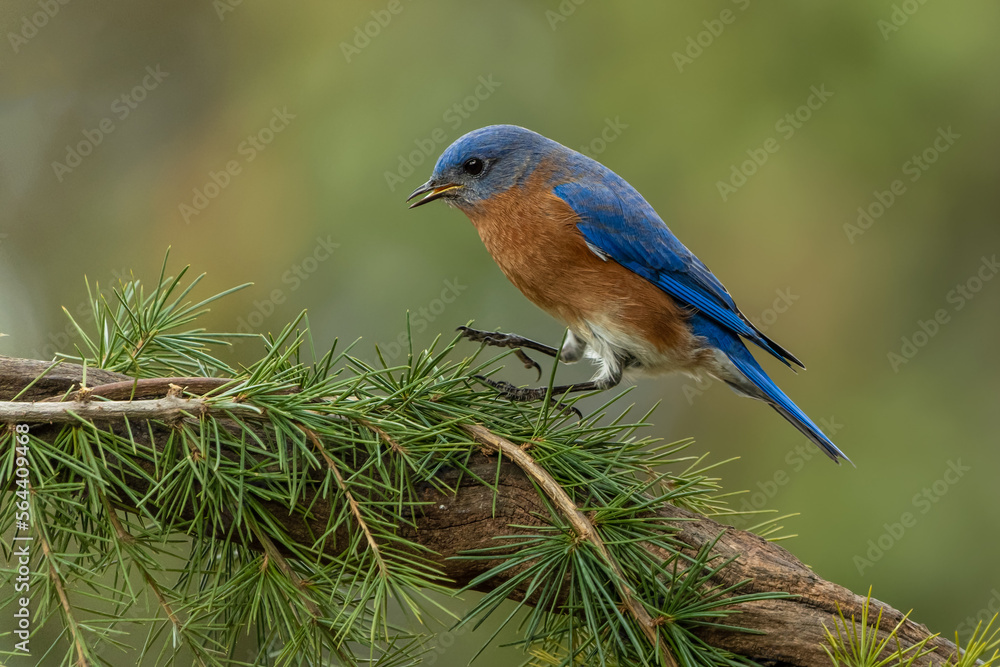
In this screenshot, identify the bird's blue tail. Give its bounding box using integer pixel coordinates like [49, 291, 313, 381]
[692, 315, 850, 464]
[725, 348, 850, 464]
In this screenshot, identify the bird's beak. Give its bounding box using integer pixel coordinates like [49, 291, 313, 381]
[407, 181, 463, 208]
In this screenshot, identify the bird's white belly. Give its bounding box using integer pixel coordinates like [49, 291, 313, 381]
[576, 317, 708, 385]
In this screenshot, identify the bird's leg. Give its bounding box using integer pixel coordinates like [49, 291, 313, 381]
[457, 326, 560, 378]
[459, 325, 617, 414]
[473, 364, 623, 417]
[475, 377, 607, 401]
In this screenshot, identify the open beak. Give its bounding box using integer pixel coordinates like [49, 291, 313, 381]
[407, 181, 463, 208]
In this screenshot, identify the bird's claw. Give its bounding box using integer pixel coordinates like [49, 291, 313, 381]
[472, 375, 582, 419]
[513, 349, 543, 380]
[457, 326, 544, 380]
[457, 326, 519, 349]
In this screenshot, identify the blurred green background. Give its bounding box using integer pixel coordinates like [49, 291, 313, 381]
[2, 0, 999, 663]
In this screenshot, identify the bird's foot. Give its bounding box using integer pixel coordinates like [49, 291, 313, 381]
[457, 326, 559, 379]
[472, 375, 583, 418]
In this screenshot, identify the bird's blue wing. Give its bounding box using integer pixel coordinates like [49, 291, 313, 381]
[553, 178, 803, 368]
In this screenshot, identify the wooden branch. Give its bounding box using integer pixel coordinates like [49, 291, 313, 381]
[0, 356, 961, 667]
[0, 393, 260, 423]
[463, 423, 679, 667]
[49, 376, 234, 402]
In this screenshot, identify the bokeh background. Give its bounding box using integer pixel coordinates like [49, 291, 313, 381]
[2, 0, 999, 663]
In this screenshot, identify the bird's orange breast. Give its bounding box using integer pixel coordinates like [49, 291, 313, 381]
[461, 165, 692, 356]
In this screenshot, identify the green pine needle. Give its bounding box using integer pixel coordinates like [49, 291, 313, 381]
[822, 587, 936, 667]
[950, 614, 1000, 667]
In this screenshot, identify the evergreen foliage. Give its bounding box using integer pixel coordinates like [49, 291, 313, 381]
[0, 255, 976, 666]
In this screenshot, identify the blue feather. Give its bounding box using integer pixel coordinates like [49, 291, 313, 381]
[691, 317, 850, 464]
[553, 179, 804, 369]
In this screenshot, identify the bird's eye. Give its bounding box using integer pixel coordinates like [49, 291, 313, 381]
[462, 158, 485, 176]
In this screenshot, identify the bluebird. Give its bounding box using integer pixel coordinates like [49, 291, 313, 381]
[408, 125, 848, 463]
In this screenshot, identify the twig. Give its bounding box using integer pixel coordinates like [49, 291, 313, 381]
[46, 377, 233, 402]
[249, 522, 322, 619]
[462, 423, 681, 667]
[37, 527, 90, 667]
[303, 427, 390, 576]
[97, 489, 209, 667]
[0, 395, 261, 423]
[357, 418, 409, 455]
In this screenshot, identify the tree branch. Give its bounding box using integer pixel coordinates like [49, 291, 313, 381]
[463, 422, 680, 667]
[0, 355, 960, 666]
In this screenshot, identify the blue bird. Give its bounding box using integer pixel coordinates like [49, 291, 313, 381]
[408, 125, 849, 463]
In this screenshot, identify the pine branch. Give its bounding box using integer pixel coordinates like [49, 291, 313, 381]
[98, 486, 211, 667]
[48, 376, 234, 402]
[0, 354, 960, 666]
[305, 426, 390, 578]
[0, 388, 259, 422]
[36, 520, 90, 667]
[462, 423, 680, 667]
[0, 252, 968, 667]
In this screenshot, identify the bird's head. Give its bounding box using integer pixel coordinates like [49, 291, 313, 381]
[407, 125, 563, 210]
